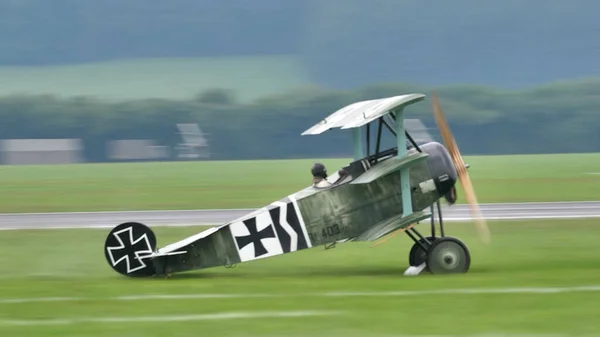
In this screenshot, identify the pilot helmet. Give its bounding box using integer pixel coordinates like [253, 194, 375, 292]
[311, 162, 327, 179]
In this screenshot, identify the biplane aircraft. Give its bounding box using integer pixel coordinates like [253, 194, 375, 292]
[103, 93, 491, 277]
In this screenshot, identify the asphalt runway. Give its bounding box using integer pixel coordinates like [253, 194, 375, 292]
[0, 201, 598, 230]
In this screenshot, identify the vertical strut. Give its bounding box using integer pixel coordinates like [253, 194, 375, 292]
[352, 127, 363, 160]
[395, 108, 413, 217]
[375, 118, 383, 161]
[366, 124, 371, 157]
[430, 204, 436, 238]
[437, 199, 445, 237]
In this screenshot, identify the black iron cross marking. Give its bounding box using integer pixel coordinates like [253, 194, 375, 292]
[107, 227, 153, 273]
[234, 217, 276, 257]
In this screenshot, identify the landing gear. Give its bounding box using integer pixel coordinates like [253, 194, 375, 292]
[405, 199, 471, 274]
[408, 236, 437, 267]
[426, 237, 470, 274]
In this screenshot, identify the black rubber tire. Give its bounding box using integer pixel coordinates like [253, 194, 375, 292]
[408, 236, 437, 267]
[426, 237, 471, 274]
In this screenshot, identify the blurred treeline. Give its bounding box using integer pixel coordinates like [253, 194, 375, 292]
[1, 79, 598, 161]
[2, 0, 599, 160]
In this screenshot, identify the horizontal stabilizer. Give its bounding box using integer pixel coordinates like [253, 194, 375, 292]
[350, 152, 429, 185]
[353, 211, 431, 242]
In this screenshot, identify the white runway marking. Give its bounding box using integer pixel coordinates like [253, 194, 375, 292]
[444, 215, 600, 221]
[372, 333, 568, 337]
[373, 335, 570, 337]
[324, 285, 600, 296]
[3, 285, 600, 304]
[1, 297, 77, 304]
[0, 310, 341, 326]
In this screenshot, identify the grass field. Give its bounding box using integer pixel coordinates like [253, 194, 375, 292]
[1, 219, 600, 336]
[1, 152, 599, 336]
[0, 55, 311, 102]
[0, 152, 598, 213]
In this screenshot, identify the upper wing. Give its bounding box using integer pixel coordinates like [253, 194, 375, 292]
[301, 93, 426, 136]
[301, 98, 379, 135]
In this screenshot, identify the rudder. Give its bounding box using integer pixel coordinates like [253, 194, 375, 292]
[104, 222, 157, 277]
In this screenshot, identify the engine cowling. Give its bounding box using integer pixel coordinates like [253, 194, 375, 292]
[418, 141, 459, 203]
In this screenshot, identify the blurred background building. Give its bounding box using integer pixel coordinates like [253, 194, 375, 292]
[0, 139, 83, 165]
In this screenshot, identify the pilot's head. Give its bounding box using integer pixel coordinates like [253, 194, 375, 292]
[311, 162, 327, 179]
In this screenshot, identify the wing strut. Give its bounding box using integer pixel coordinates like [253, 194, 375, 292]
[352, 128, 363, 160]
[366, 123, 371, 157]
[391, 108, 413, 217]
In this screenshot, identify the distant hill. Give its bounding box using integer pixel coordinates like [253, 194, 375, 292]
[1, 0, 599, 89]
[0, 56, 311, 102]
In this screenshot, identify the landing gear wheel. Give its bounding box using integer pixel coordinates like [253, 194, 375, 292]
[426, 237, 470, 274]
[408, 236, 438, 267]
[104, 222, 157, 277]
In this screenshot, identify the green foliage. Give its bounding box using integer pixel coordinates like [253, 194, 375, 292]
[0, 78, 599, 162]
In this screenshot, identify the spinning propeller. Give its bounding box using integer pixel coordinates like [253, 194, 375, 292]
[371, 92, 491, 247]
[430, 92, 490, 244]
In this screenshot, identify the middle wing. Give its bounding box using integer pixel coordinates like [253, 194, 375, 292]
[352, 211, 431, 242]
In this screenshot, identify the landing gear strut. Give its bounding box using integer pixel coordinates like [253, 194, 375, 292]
[405, 199, 471, 274]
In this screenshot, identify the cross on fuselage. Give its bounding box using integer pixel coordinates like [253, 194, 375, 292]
[234, 218, 276, 257]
